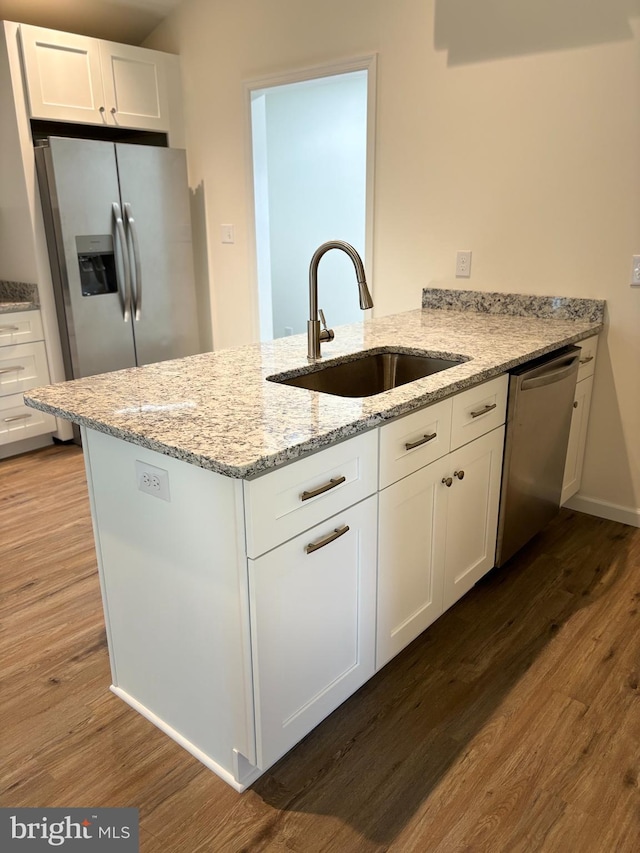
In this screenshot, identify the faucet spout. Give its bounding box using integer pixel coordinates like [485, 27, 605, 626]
[307, 240, 373, 361]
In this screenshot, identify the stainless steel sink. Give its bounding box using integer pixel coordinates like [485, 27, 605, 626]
[269, 350, 464, 398]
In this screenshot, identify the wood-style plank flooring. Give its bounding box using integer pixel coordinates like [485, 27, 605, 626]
[1, 443, 639, 852]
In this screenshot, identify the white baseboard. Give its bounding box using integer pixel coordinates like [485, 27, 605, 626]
[563, 494, 640, 528]
[110, 685, 263, 792]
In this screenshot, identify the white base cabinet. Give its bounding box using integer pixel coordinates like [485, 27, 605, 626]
[80, 374, 512, 789]
[377, 455, 447, 667]
[249, 496, 377, 769]
[0, 311, 55, 448]
[562, 335, 598, 505]
[441, 427, 505, 610]
[377, 376, 507, 668]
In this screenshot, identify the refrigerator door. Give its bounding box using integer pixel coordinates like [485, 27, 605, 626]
[36, 137, 138, 379]
[115, 144, 200, 366]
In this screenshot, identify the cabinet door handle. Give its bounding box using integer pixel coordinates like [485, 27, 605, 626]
[305, 524, 350, 554]
[405, 431, 437, 451]
[454, 469, 465, 480]
[3, 413, 32, 423]
[573, 400, 579, 408]
[579, 355, 594, 365]
[470, 402, 497, 418]
[442, 477, 453, 487]
[0, 365, 26, 374]
[0, 325, 20, 332]
[300, 475, 346, 502]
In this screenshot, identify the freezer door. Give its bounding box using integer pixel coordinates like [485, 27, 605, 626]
[36, 137, 138, 378]
[115, 144, 200, 366]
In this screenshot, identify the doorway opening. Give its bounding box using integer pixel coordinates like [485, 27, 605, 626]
[247, 57, 376, 341]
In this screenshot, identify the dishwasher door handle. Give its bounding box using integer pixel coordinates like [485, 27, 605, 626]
[520, 356, 579, 391]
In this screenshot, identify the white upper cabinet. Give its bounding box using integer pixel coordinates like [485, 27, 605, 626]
[19, 24, 173, 133]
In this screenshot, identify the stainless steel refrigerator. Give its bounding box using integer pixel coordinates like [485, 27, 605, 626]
[36, 137, 201, 381]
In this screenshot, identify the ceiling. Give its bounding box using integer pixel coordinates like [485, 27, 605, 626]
[0, 0, 183, 44]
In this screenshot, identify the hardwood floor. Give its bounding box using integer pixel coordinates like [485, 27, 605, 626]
[1, 443, 639, 852]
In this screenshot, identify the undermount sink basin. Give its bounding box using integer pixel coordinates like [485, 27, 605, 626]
[269, 350, 465, 398]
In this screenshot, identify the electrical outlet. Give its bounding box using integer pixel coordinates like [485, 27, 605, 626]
[631, 255, 640, 287]
[135, 460, 170, 501]
[456, 250, 472, 278]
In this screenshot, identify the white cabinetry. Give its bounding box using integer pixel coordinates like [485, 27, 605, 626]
[562, 335, 598, 504]
[0, 311, 55, 446]
[376, 376, 507, 667]
[19, 24, 173, 133]
[244, 430, 378, 768]
[249, 496, 377, 769]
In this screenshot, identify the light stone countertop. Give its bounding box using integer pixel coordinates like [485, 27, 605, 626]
[24, 299, 603, 479]
[0, 281, 39, 313]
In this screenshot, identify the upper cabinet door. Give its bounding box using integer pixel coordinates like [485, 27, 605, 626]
[19, 25, 105, 124]
[19, 25, 173, 133]
[99, 41, 170, 132]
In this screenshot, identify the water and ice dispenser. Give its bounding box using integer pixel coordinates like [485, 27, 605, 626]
[75, 235, 118, 297]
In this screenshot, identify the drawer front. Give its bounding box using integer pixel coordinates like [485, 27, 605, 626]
[379, 397, 452, 489]
[0, 341, 50, 397]
[244, 430, 379, 559]
[450, 375, 508, 451]
[576, 335, 598, 382]
[0, 311, 44, 346]
[0, 393, 56, 444]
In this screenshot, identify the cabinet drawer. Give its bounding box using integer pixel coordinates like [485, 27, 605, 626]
[576, 335, 598, 382]
[450, 375, 508, 451]
[244, 430, 378, 559]
[0, 394, 56, 444]
[0, 311, 44, 346]
[379, 398, 452, 489]
[0, 341, 50, 397]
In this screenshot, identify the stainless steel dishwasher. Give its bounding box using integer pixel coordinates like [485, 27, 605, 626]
[495, 346, 580, 566]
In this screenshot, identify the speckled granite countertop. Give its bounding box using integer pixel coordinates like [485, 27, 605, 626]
[0, 281, 39, 313]
[24, 289, 604, 479]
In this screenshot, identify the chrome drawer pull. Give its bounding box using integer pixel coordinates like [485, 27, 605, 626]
[3, 413, 32, 423]
[579, 355, 594, 365]
[0, 365, 26, 375]
[0, 325, 20, 332]
[300, 475, 346, 502]
[405, 431, 437, 451]
[470, 402, 497, 418]
[305, 524, 350, 554]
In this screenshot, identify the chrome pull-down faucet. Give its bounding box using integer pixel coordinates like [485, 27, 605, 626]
[307, 240, 373, 361]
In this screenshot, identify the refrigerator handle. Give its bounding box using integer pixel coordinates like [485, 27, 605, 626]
[124, 202, 142, 322]
[112, 202, 132, 322]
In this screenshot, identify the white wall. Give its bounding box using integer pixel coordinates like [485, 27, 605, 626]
[145, 0, 640, 519]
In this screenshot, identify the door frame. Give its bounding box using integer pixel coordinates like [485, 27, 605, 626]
[243, 54, 378, 342]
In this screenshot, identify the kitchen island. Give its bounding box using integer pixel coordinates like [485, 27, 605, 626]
[24, 289, 605, 791]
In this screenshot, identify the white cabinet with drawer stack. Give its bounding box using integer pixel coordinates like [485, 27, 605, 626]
[0, 311, 55, 447]
[244, 430, 379, 769]
[377, 375, 507, 667]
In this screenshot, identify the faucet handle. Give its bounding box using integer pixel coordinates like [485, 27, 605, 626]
[318, 309, 334, 343]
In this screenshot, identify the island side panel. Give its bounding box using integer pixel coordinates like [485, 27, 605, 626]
[82, 427, 256, 782]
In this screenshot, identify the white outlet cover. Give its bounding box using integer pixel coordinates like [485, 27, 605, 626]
[135, 460, 171, 501]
